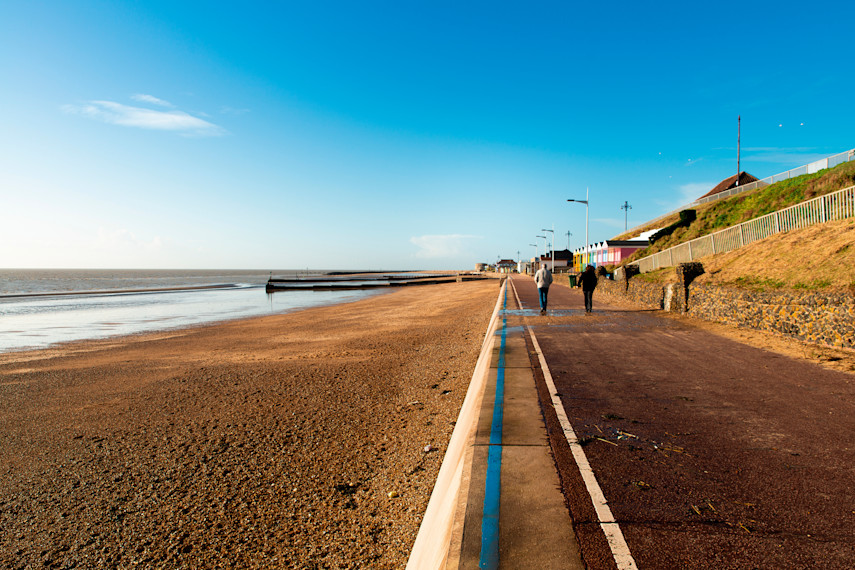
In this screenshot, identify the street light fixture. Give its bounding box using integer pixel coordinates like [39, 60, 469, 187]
[621, 201, 633, 231]
[567, 187, 590, 269]
[541, 227, 555, 271]
[536, 235, 547, 270]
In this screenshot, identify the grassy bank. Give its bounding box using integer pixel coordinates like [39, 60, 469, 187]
[617, 160, 855, 264]
[626, 217, 855, 293]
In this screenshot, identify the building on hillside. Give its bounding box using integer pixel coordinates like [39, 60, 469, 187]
[699, 171, 759, 200]
[496, 259, 517, 273]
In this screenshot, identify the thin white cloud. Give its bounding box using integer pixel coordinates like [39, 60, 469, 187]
[677, 182, 714, 204]
[64, 98, 226, 136]
[95, 227, 163, 252]
[653, 181, 715, 214]
[220, 106, 250, 116]
[131, 93, 173, 107]
[592, 217, 624, 229]
[410, 234, 480, 259]
[741, 146, 827, 165]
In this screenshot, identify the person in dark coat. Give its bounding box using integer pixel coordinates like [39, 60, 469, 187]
[577, 265, 598, 313]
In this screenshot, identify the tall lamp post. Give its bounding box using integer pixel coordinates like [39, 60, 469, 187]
[536, 235, 547, 270]
[541, 227, 555, 271]
[528, 243, 538, 274]
[567, 187, 589, 268]
[621, 201, 632, 231]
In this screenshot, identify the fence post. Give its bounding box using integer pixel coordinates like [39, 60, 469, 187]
[775, 211, 780, 233]
[688, 240, 694, 260]
[739, 224, 745, 247]
[709, 234, 715, 255]
[821, 196, 827, 223]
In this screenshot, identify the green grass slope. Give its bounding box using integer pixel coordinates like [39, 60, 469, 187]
[632, 217, 855, 293]
[617, 160, 855, 267]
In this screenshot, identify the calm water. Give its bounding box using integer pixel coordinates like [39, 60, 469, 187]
[0, 269, 384, 353]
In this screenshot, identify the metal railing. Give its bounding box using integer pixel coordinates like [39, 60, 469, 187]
[622, 148, 855, 238]
[631, 184, 855, 273]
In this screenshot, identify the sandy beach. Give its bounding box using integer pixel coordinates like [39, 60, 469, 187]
[0, 280, 498, 569]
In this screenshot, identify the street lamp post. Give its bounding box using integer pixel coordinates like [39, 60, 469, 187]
[536, 235, 547, 270]
[621, 201, 632, 231]
[567, 187, 589, 268]
[541, 227, 555, 271]
[528, 243, 538, 274]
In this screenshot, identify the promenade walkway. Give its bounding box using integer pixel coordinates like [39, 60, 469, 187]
[449, 280, 583, 569]
[411, 274, 855, 569]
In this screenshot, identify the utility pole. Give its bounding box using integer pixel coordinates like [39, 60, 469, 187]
[621, 201, 632, 231]
[737, 115, 741, 186]
[565, 230, 572, 250]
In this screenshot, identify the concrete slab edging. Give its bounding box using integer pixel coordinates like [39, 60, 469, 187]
[407, 281, 508, 569]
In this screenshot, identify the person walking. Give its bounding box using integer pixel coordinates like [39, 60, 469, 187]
[534, 265, 553, 314]
[577, 265, 598, 313]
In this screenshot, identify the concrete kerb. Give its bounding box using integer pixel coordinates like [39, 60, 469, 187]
[406, 280, 507, 569]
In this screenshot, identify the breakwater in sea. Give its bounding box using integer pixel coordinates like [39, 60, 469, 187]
[0, 269, 384, 353]
[265, 272, 487, 292]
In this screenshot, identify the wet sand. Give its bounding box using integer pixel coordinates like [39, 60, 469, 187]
[0, 280, 498, 569]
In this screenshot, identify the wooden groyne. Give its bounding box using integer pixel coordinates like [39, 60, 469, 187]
[265, 273, 489, 292]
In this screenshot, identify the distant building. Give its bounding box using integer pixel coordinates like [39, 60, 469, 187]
[537, 249, 574, 271]
[475, 263, 489, 272]
[496, 259, 517, 273]
[698, 171, 759, 200]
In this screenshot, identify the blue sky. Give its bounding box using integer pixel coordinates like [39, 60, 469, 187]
[2, 1, 853, 270]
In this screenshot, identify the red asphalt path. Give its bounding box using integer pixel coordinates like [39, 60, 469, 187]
[509, 275, 855, 569]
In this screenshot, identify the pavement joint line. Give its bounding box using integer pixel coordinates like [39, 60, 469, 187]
[509, 277, 639, 570]
[406, 280, 508, 569]
[478, 287, 508, 569]
[477, 442, 546, 446]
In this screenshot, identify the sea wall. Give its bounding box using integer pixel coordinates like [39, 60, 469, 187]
[596, 268, 855, 349]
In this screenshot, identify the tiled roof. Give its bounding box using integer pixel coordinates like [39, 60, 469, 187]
[699, 171, 759, 199]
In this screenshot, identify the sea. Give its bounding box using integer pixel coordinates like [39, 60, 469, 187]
[0, 269, 386, 354]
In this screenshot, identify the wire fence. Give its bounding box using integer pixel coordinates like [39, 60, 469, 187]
[631, 184, 855, 273]
[623, 148, 855, 238]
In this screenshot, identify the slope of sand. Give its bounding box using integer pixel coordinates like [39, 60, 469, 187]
[0, 280, 499, 568]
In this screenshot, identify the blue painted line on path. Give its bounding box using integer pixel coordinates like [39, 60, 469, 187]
[479, 286, 508, 569]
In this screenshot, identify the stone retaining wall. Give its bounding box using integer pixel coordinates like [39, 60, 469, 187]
[597, 278, 665, 310]
[596, 273, 855, 349]
[688, 285, 855, 349]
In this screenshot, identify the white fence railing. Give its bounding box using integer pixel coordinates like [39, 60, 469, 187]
[631, 184, 855, 273]
[622, 148, 855, 239]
